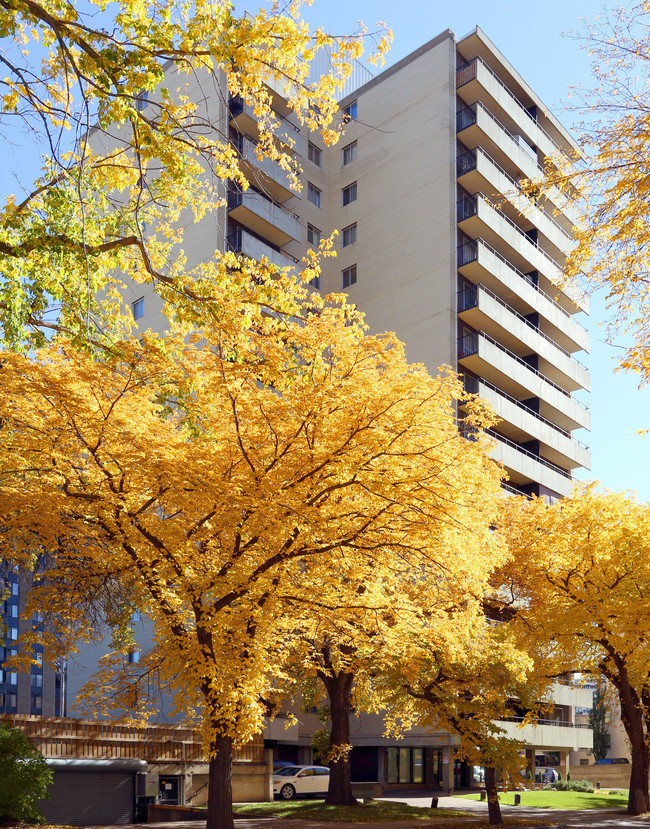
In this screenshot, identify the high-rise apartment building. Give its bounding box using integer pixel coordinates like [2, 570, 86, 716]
[130, 26, 591, 502]
[77, 24, 593, 791]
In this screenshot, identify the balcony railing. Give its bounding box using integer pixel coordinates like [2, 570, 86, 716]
[456, 147, 574, 244]
[457, 282, 588, 369]
[2, 714, 265, 764]
[456, 237, 588, 332]
[499, 715, 590, 729]
[458, 192, 567, 277]
[457, 331, 589, 411]
[486, 429, 573, 480]
[456, 57, 566, 159]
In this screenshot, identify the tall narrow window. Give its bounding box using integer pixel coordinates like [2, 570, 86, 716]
[308, 141, 322, 167]
[132, 297, 145, 319]
[307, 224, 321, 247]
[342, 182, 357, 206]
[342, 265, 357, 288]
[342, 141, 357, 166]
[308, 182, 321, 208]
[342, 223, 357, 247]
[343, 100, 357, 122]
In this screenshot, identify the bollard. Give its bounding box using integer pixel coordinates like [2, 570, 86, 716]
[514, 794, 521, 806]
[480, 791, 486, 801]
[597, 781, 601, 790]
[430, 797, 439, 808]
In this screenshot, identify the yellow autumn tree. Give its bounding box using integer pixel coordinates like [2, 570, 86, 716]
[498, 485, 650, 816]
[0, 0, 390, 346]
[0, 282, 502, 828]
[526, 2, 650, 381]
[374, 598, 535, 825]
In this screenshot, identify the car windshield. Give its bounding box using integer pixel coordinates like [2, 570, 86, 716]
[275, 766, 302, 776]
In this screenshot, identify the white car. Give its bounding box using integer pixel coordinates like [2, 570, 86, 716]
[272, 765, 330, 800]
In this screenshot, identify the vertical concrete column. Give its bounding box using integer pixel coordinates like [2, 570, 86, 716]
[264, 748, 274, 801]
[525, 748, 535, 784]
[441, 746, 454, 794]
[561, 750, 570, 779]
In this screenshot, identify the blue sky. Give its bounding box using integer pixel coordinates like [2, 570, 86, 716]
[296, 0, 650, 501]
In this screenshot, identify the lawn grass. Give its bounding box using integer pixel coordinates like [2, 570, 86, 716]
[233, 799, 548, 824]
[234, 799, 473, 822]
[458, 790, 629, 810]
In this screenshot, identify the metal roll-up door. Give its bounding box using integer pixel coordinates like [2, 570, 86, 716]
[38, 759, 146, 826]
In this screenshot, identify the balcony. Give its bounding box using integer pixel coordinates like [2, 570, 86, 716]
[457, 238, 589, 352]
[488, 430, 573, 498]
[227, 227, 297, 269]
[458, 283, 590, 392]
[2, 713, 264, 763]
[229, 96, 303, 155]
[237, 135, 296, 204]
[458, 331, 590, 432]
[475, 378, 591, 471]
[228, 188, 302, 247]
[456, 57, 568, 164]
[497, 716, 593, 751]
[457, 193, 589, 313]
[456, 102, 579, 232]
[457, 148, 574, 259]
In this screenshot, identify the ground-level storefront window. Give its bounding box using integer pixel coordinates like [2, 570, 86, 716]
[386, 747, 424, 783]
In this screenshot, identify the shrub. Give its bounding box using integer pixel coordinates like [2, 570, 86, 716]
[0, 723, 52, 824]
[555, 778, 594, 793]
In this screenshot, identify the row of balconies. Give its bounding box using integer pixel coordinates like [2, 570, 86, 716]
[458, 330, 590, 433]
[456, 100, 579, 233]
[457, 237, 588, 354]
[457, 282, 589, 392]
[457, 146, 573, 261]
[456, 57, 569, 170]
[457, 192, 588, 314]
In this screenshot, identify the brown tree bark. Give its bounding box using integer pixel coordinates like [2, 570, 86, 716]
[206, 733, 235, 829]
[610, 664, 650, 816]
[484, 766, 503, 825]
[319, 669, 359, 806]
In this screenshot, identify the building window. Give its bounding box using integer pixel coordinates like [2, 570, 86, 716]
[30, 673, 43, 687]
[386, 747, 424, 784]
[343, 100, 357, 122]
[308, 141, 322, 167]
[342, 141, 357, 166]
[309, 275, 321, 290]
[135, 90, 149, 111]
[11, 583, 18, 597]
[307, 224, 321, 247]
[342, 265, 357, 289]
[342, 223, 357, 248]
[7, 627, 17, 641]
[31, 695, 42, 711]
[308, 182, 321, 208]
[127, 647, 140, 664]
[132, 297, 145, 320]
[8, 672, 17, 685]
[342, 182, 357, 206]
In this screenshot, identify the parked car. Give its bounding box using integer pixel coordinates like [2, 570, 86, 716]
[272, 765, 330, 800]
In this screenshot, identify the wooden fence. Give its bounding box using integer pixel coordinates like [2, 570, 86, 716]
[1, 714, 264, 764]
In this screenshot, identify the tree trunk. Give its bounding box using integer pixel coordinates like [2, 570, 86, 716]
[320, 670, 358, 806]
[626, 729, 650, 815]
[206, 733, 234, 829]
[611, 669, 650, 816]
[484, 766, 503, 825]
